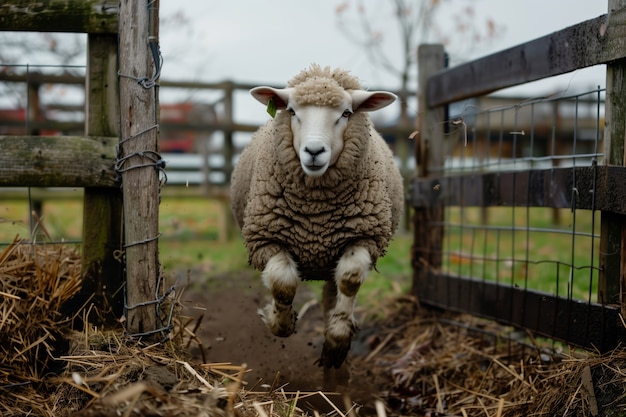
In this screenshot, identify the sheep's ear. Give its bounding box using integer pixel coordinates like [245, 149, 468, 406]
[250, 87, 293, 109]
[351, 90, 397, 112]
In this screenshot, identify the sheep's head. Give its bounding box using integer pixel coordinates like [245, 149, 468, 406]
[251, 83, 396, 177]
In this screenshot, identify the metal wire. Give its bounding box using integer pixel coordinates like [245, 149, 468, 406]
[437, 86, 605, 308]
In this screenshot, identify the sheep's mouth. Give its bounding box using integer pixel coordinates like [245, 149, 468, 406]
[302, 162, 328, 177]
[306, 164, 324, 171]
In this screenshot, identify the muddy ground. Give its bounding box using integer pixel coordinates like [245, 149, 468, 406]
[178, 268, 386, 413]
[159, 267, 626, 417]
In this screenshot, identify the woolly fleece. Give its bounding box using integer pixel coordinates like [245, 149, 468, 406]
[230, 65, 404, 280]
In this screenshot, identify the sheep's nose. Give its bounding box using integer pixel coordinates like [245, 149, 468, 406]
[304, 145, 325, 157]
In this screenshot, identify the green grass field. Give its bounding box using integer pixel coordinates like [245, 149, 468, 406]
[443, 206, 600, 301]
[0, 195, 599, 302]
[0, 195, 413, 301]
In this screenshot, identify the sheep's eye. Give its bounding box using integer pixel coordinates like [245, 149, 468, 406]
[342, 109, 352, 118]
[287, 107, 296, 116]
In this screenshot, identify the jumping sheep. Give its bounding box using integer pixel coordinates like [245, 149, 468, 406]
[230, 64, 404, 370]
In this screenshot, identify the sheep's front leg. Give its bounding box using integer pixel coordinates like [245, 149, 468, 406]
[258, 251, 299, 337]
[320, 246, 370, 369]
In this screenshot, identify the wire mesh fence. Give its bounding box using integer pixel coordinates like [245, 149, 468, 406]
[441, 88, 604, 302]
[0, 63, 86, 247]
[411, 85, 626, 351]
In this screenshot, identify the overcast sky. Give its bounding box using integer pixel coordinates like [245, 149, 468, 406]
[0, 1, 610, 124]
[158, 0, 608, 93]
[155, 0, 609, 124]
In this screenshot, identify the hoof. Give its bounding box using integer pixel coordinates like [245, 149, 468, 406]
[318, 318, 358, 369]
[319, 339, 351, 369]
[258, 303, 297, 337]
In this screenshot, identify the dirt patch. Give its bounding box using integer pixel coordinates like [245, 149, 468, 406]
[178, 269, 378, 412]
[182, 270, 326, 388]
[178, 268, 626, 416]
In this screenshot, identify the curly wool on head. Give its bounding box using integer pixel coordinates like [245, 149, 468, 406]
[287, 64, 362, 107]
[287, 64, 362, 90]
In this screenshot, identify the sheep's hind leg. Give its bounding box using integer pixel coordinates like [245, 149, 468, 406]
[258, 252, 299, 337]
[320, 246, 370, 369]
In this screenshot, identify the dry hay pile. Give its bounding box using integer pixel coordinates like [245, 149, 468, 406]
[351, 297, 626, 416]
[0, 236, 82, 411]
[0, 237, 337, 417]
[46, 330, 317, 417]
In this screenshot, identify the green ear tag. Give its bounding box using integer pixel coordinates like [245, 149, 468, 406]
[266, 96, 277, 118]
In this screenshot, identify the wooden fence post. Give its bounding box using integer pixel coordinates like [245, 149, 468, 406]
[26, 79, 44, 225]
[219, 81, 237, 241]
[78, 32, 124, 326]
[600, 0, 626, 314]
[118, 0, 162, 338]
[412, 44, 446, 296]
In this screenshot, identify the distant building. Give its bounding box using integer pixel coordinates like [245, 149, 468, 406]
[159, 102, 217, 153]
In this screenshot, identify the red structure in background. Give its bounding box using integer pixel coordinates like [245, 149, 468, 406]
[0, 108, 62, 136]
[0, 102, 217, 154]
[159, 102, 217, 153]
[159, 102, 197, 153]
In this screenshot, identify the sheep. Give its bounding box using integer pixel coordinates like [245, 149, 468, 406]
[230, 64, 404, 371]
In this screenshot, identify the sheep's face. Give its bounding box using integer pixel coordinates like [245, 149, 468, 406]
[251, 85, 396, 177]
[288, 100, 351, 177]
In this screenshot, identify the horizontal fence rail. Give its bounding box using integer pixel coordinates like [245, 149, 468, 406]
[0, 0, 119, 34]
[0, 71, 413, 188]
[0, 135, 118, 187]
[427, 8, 626, 106]
[412, 166, 626, 216]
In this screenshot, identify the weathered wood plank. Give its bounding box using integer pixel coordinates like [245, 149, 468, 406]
[415, 271, 626, 353]
[0, 135, 118, 187]
[428, 7, 626, 107]
[86, 34, 119, 137]
[118, 0, 161, 337]
[413, 44, 446, 297]
[601, 0, 626, 313]
[410, 166, 626, 215]
[0, 0, 118, 34]
[78, 32, 124, 328]
[0, 72, 84, 85]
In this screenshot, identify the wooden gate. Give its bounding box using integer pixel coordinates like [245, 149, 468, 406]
[412, 0, 626, 351]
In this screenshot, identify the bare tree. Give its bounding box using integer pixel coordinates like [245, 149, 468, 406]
[0, 32, 85, 68]
[0, 9, 193, 109]
[336, 0, 502, 125]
